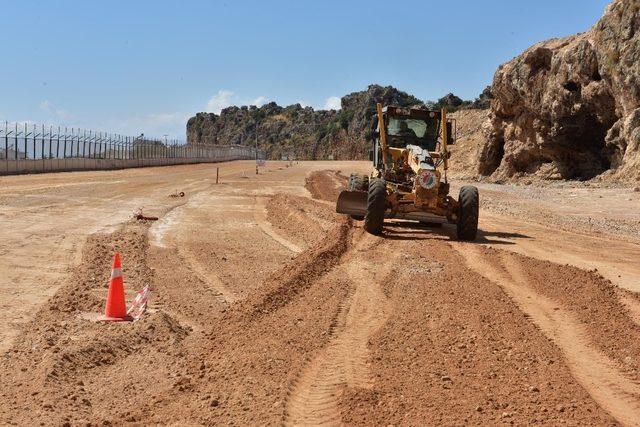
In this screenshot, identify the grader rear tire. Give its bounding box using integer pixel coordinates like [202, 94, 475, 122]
[364, 178, 386, 235]
[456, 186, 479, 241]
[347, 173, 369, 192]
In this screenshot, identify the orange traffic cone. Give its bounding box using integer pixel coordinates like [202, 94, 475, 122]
[99, 252, 133, 322]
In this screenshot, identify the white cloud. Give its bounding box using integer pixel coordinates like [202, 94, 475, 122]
[39, 100, 74, 120]
[206, 90, 235, 114]
[205, 90, 269, 113]
[250, 96, 267, 107]
[324, 96, 341, 110]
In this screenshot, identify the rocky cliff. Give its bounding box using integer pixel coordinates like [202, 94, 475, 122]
[187, 85, 482, 160]
[480, 0, 640, 181]
[187, 102, 337, 160]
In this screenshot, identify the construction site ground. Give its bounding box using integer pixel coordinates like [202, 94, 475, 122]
[1, 160, 639, 425]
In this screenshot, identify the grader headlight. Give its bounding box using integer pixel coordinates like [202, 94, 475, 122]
[417, 169, 439, 190]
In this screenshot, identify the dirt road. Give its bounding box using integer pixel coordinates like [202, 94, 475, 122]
[1, 161, 639, 425]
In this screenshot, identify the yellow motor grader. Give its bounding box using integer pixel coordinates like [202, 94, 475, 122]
[336, 103, 479, 240]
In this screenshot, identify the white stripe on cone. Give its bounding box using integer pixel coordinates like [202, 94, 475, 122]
[110, 267, 123, 279]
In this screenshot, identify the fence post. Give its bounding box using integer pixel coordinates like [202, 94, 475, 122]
[38, 125, 42, 159]
[23, 123, 28, 159]
[48, 126, 52, 159]
[3, 121, 7, 160]
[63, 127, 68, 158]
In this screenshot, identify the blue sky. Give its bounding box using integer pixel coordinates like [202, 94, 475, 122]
[0, 0, 610, 139]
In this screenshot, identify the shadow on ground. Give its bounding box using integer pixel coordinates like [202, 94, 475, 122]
[378, 220, 531, 245]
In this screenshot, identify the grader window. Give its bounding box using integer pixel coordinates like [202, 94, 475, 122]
[386, 117, 438, 150]
[387, 118, 427, 138]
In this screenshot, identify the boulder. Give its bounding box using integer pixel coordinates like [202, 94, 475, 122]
[481, 0, 640, 181]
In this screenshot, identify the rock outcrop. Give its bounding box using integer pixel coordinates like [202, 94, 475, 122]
[187, 102, 336, 160]
[481, 0, 640, 181]
[468, 86, 493, 110]
[187, 85, 443, 160]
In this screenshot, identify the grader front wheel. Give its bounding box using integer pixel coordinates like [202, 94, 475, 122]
[364, 178, 386, 235]
[456, 186, 479, 241]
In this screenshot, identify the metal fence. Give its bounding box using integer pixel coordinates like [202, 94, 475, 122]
[0, 121, 261, 175]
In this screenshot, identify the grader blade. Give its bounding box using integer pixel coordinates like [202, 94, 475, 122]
[335, 190, 367, 216]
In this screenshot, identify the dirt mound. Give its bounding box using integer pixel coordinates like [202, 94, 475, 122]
[305, 169, 347, 202]
[481, 0, 640, 182]
[266, 193, 342, 247]
[143, 207, 354, 424]
[0, 222, 194, 425]
[247, 218, 352, 317]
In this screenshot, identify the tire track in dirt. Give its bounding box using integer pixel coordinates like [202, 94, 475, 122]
[618, 291, 640, 327]
[456, 244, 640, 426]
[150, 189, 243, 304]
[285, 233, 392, 426]
[253, 196, 303, 253]
[176, 244, 238, 304]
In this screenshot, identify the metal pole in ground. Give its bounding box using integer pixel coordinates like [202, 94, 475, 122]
[255, 126, 258, 174]
[3, 121, 6, 160]
[24, 123, 28, 159]
[56, 126, 60, 158]
[216, 166, 219, 184]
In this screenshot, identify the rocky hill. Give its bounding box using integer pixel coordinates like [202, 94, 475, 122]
[187, 85, 485, 160]
[480, 0, 640, 182]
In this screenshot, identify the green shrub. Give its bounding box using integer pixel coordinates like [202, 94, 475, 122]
[336, 109, 355, 130]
